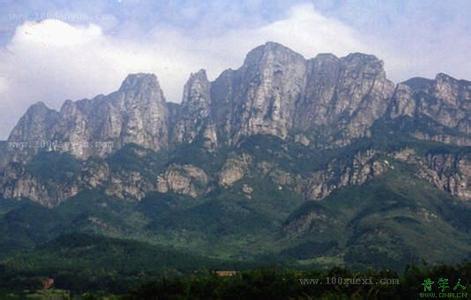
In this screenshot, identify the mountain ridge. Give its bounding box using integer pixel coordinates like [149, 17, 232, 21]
[5, 42, 469, 158]
[0, 43, 469, 271]
[0, 41, 469, 207]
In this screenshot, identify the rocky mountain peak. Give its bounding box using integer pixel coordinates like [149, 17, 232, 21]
[246, 41, 297, 55]
[342, 52, 382, 64]
[312, 53, 339, 63]
[435, 72, 459, 83]
[1, 42, 470, 212]
[403, 77, 434, 91]
[117, 73, 167, 113]
[8, 101, 59, 142]
[119, 73, 160, 92]
[295, 50, 394, 145]
[25, 101, 50, 113]
[182, 69, 210, 105]
[5, 42, 471, 161]
[211, 42, 307, 143]
[389, 72, 471, 145]
[340, 52, 387, 79]
[243, 41, 305, 70]
[6, 73, 169, 159]
[187, 69, 208, 82]
[432, 73, 463, 105]
[172, 69, 214, 145]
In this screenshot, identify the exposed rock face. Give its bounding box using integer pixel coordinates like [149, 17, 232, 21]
[8, 102, 59, 144]
[1, 42, 470, 207]
[0, 142, 9, 169]
[0, 163, 79, 208]
[296, 53, 395, 145]
[218, 154, 252, 187]
[112, 74, 169, 151]
[257, 150, 391, 200]
[210, 43, 395, 146]
[420, 154, 471, 200]
[173, 70, 215, 146]
[302, 150, 389, 200]
[7, 102, 60, 161]
[157, 164, 209, 198]
[8, 74, 169, 159]
[0, 159, 210, 204]
[106, 171, 155, 200]
[211, 42, 307, 144]
[389, 83, 416, 118]
[8, 42, 468, 159]
[389, 74, 471, 146]
[81, 161, 111, 189]
[393, 149, 471, 200]
[257, 150, 389, 201]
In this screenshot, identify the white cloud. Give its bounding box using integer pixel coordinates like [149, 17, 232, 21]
[0, 77, 6, 94]
[0, 4, 372, 139]
[12, 19, 103, 47]
[311, 0, 471, 82]
[256, 4, 367, 56]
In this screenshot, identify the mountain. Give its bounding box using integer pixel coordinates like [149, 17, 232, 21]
[7, 73, 168, 160]
[389, 73, 471, 146]
[0, 42, 470, 272]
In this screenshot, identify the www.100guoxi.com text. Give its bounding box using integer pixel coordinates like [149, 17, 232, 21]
[298, 277, 400, 286]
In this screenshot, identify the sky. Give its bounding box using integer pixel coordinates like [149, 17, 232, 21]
[0, 0, 470, 139]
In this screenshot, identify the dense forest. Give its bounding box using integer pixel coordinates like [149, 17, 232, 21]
[0, 259, 469, 299]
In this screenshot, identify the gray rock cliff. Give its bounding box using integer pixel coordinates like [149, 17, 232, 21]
[1, 42, 470, 207]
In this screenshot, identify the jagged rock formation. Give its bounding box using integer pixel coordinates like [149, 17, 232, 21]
[211, 43, 307, 143]
[8, 74, 169, 159]
[4, 42, 399, 159]
[255, 150, 390, 201]
[300, 150, 389, 200]
[172, 70, 218, 150]
[210, 43, 395, 146]
[157, 164, 209, 198]
[393, 148, 471, 200]
[0, 157, 211, 206]
[389, 74, 471, 146]
[0, 162, 79, 208]
[6, 42, 469, 158]
[295, 52, 395, 145]
[0, 42, 470, 207]
[218, 154, 253, 187]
